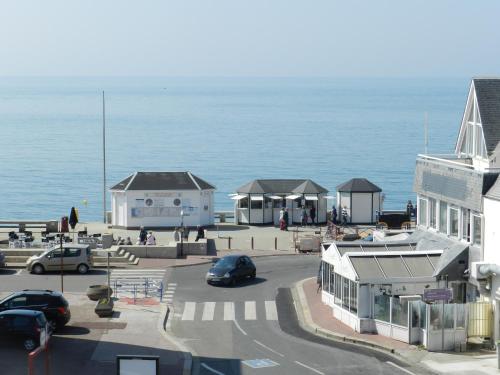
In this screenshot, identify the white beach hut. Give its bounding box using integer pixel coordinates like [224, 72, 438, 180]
[232, 179, 329, 225]
[110, 172, 216, 229]
[336, 178, 382, 224]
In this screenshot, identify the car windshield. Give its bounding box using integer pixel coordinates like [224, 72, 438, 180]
[214, 257, 237, 268]
[0, 294, 14, 305]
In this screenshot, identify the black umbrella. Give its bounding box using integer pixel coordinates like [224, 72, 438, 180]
[69, 207, 79, 230]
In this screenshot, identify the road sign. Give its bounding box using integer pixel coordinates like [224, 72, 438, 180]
[424, 288, 453, 302]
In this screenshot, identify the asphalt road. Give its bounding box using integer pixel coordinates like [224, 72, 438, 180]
[168, 255, 428, 375]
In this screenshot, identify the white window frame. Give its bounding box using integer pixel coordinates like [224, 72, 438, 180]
[418, 196, 429, 228]
[471, 214, 482, 247]
[449, 207, 459, 238]
[438, 200, 449, 235]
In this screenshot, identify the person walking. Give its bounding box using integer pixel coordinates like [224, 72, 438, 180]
[342, 206, 348, 225]
[138, 226, 147, 245]
[174, 227, 180, 242]
[279, 207, 285, 230]
[195, 225, 205, 242]
[310, 206, 316, 225]
[332, 206, 337, 224]
[283, 208, 289, 231]
[301, 207, 308, 226]
[182, 226, 190, 241]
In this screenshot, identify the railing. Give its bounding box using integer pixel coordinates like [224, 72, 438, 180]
[113, 278, 164, 304]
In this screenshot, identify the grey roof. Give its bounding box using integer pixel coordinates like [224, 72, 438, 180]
[349, 253, 438, 281]
[236, 179, 328, 194]
[336, 178, 382, 193]
[473, 78, 500, 155]
[485, 176, 500, 201]
[110, 172, 216, 191]
[335, 241, 417, 256]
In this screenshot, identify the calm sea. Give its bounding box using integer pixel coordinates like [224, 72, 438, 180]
[0, 76, 469, 222]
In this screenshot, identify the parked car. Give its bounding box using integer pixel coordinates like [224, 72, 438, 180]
[0, 310, 49, 351]
[0, 290, 71, 330]
[206, 255, 256, 286]
[0, 250, 5, 269]
[26, 244, 92, 275]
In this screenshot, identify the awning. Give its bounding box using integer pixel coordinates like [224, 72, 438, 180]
[230, 194, 247, 200]
[268, 195, 283, 200]
[228, 193, 238, 197]
[250, 196, 264, 201]
[286, 194, 301, 200]
[323, 195, 335, 199]
[304, 195, 318, 201]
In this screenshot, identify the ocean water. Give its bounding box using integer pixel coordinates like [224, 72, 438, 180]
[0, 76, 470, 222]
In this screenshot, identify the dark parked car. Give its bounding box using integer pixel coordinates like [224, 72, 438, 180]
[0, 250, 5, 269]
[0, 290, 71, 330]
[0, 310, 49, 351]
[206, 255, 256, 286]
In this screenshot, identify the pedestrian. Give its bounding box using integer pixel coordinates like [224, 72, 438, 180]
[283, 208, 289, 231]
[301, 207, 308, 226]
[195, 225, 205, 242]
[279, 207, 285, 230]
[174, 227, 180, 242]
[310, 206, 316, 225]
[138, 226, 147, 245]
[406, 200, 414, 220]
[146, 231, 156, 245]
[125, 237, 132, 245]
[342, 206, 348, 225]
[332, 206, 337, 224]
[182, 226, 190, 241]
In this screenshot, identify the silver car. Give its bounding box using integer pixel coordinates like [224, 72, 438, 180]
[26, 244, 93, 275]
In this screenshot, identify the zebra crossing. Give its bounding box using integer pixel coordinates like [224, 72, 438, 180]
[178, 300, 279, 322]
[109, 269, 166, 298]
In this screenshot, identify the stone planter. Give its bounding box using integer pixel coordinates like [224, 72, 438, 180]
[86, 285, 113, 301]
[95, 297, 114, 317]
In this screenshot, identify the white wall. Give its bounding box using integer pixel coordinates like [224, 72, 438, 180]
[351, 193, 373, 223]
[483, 197, 500, 264]
[112, 189, 214, 228]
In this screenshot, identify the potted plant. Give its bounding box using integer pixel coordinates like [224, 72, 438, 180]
[86, 285, 113, 301]
[95, 297, 114, 317]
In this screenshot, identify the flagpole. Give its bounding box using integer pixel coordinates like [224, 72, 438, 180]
[103, 91, 107, 224]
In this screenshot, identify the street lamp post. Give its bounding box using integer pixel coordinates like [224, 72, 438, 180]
[180, 210, 184, 257]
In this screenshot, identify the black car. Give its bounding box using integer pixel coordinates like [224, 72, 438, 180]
[206, 255, 256, 286]
[0, 310, 49, 351]
[0, 290, 71, 330]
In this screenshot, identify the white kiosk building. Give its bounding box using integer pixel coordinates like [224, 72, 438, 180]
[110, 172, 215, 229]
[336, 178, 382, 224]
[232, 179, 329, 225]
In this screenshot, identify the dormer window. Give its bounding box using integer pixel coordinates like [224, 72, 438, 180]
[458, 94, 487, 159]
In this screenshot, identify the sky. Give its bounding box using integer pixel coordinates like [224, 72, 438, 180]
[1, 1, 499, 77]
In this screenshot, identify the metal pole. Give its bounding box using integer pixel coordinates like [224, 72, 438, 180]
[107, 252, 111, 299]
[102, 91, 107, 224]
[60, 234, 64, 293]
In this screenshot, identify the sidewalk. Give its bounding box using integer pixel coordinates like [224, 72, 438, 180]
[294, 277, 500, 375]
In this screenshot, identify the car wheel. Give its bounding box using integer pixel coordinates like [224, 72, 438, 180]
[48, 320, 58, 332]
[77, 264, 89, 274]
[24, 338, 37, 351]
[230, 277, 237, 287]
[32, 264, 45, 275]
[250, 271, 256, 279]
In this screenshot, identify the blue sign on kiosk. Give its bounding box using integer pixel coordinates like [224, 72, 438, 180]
[424, 288, 453, 302]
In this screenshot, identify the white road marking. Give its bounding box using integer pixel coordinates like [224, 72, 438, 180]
[253, 340, 285, 357]
[181, 302, 196, 321]
[201, 363, 225, 375]
[233, 319, 247, 336]
[386, 361, 416, 375]
[265, 300, 278, 320]
[164, 291, 175, 295]
[168, 283, 177, 286]
[245, 301, 257, 320]
[15, 270, 23, 276]
[294, 361, 325, 375]
[202, 302, 216, 321]
[223, 302, 235, 321]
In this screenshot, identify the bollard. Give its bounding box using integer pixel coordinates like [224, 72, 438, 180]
[251, 237, 254, 250]
[133, 285, 137, 305]
[275, 237, 277, 250]
[228, 237, 231, 249]
[145, 278, 148, 298]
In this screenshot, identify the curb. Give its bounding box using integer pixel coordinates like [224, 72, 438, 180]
[292, 278, 401, 356]
[158, 303, 193, 375]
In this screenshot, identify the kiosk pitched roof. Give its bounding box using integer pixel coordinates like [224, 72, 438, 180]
[336, 178, 382, 193]
[236, 179, 328, 194]
[110, 172, 216, 191]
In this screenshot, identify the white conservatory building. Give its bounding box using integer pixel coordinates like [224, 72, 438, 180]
[110, 171, 216, 229]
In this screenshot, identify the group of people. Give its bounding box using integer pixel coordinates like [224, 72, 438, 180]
[278, 206, 317, 229]
[330, 205, 349, 225]
[138, 227, 157, 245]
[278, 207, 289, 230]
